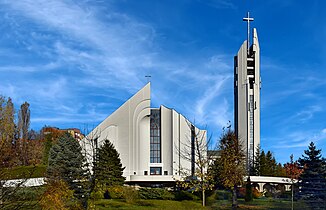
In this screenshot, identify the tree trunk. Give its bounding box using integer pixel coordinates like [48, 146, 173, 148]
[232, 185, 238, 210]
[202, 189, 205, 206]
[291, 182, 294, 210]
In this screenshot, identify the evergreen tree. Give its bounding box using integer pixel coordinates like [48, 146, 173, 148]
[251, 145, 261, 176]
[275, 163, 286, 177]
[245, 177, 253, 202]
[298, 142, 326, 209]
[47, 132, 90, 205]
[259, 150, 267, 175]
[254, 149, 285, 177]
[94, 139, 125, 188]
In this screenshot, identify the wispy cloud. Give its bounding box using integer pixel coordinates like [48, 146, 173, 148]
[197, 0, 236, 9]
[0, 0, 234, 133]
[272, 128, 326, 149]
[2, 0, 156, 91]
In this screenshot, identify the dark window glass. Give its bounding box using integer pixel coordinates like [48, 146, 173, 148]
[150, 167, 162, 175]
[150, 109, 161, 163]
[191, 125, 195, 176]
[164, 171, 168, 175]
[144, 171, 148, 175]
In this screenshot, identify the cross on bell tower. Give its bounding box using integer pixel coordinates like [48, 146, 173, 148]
[243, 12, 254, 55]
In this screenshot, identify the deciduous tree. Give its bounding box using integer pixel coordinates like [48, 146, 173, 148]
[216, 129, 246, 209]
[176, 124, 213, 207]
[0, 97, 16, 167]
[284, 154, 303, 210]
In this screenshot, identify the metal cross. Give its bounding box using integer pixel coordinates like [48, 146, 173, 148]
[243, 12, 254, 55]
[145, 75, 151, 83]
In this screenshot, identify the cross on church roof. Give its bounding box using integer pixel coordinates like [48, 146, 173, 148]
[145, 75, 151, 83]
[243, 12, 254, 55]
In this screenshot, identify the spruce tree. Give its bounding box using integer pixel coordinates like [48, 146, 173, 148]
[245, 177, 253, 202]
[94, 139, 125, 188]
[298, 142, 326, 209]
[251, 145, 261, 176]
[47, 132, 90, 204]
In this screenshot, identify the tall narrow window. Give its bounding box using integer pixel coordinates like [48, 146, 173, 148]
[150, 109, 161, 163]
[191, 125, 195, 177]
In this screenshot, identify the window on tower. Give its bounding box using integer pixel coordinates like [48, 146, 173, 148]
[150, 109, 161, 163]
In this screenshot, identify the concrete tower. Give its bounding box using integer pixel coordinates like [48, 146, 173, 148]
[234, 13, 261, 170]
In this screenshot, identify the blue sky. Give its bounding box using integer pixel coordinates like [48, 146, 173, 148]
[0, 0, 325, 163]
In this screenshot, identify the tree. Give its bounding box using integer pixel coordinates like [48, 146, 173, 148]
[0, 97, 42, 209]
[297, 142, 326, 209]
[250, 145, 261, 176]
[94, 139, 125, 189]
[0, 97, 16, 167]
[176, 124, 213, 207]
[284, 154, 303, 210]
[245, 177, 253, 202]
[18, 102, 30, 165]
[252, 148, 286, 177]
[18, 102, 30, 140]
[216, 129, 246, 209]
[46, 132, 90, 207]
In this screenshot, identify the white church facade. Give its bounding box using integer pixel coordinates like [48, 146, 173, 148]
[82, 83, 206, 185]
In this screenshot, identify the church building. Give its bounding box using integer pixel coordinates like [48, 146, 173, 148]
[82, 83, 207, 186]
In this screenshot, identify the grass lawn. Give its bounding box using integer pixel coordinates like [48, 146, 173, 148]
[94, 199, 206, 210]
[0, 165, 46, 179]
[94, 198, 308, 210]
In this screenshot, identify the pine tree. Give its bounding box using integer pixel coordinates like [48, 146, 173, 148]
[46, 132, 90, 205]
[94, 139, 125, 188]
[298, 142, 326, 209]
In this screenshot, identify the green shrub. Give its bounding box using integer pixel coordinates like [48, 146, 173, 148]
[8, 186, 45, 201]
[278, 191, 291, 199]
[108, 185, 125, 199]
[123, 186, 138, 204]
[139, 188, 174, 200]
[264, 191, 273, 198]
[253, 188, 262, 199]
[90, 188, 105, 200]
[214, 190, 232, 200]
[174, 190, 199, 201]
[238, 187, 245, 198]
